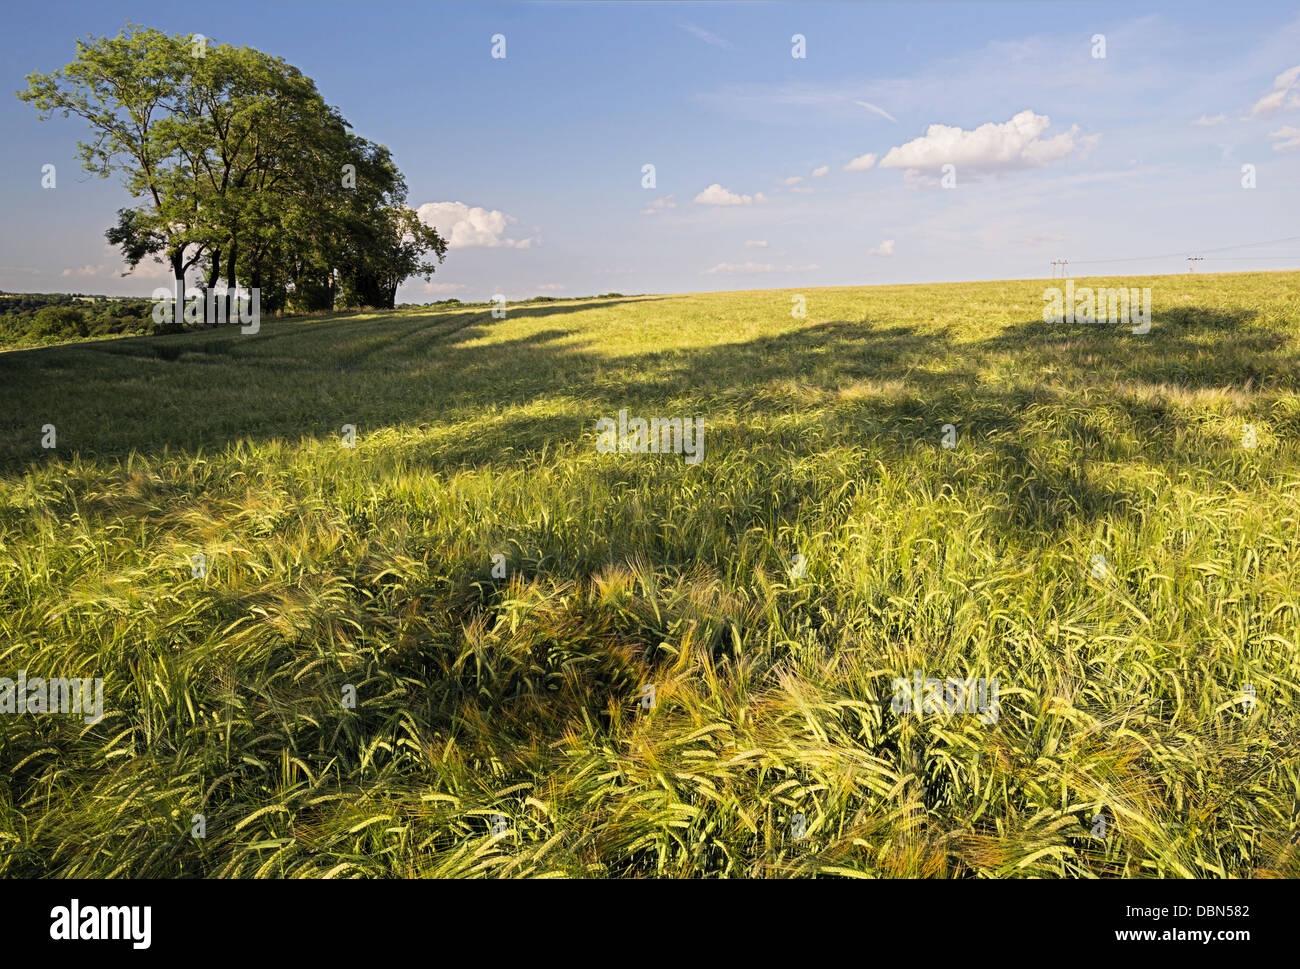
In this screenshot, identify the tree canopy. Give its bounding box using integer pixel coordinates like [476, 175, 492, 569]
[18, 23, 447, 324]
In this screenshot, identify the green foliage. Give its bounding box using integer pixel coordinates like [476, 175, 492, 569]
[30, 306, 89, 338]
[0, 293, 154, 346]
[1, 272, 1297, 877]
[17, 23, 447, 318]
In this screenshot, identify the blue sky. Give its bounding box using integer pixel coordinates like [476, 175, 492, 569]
[3, 0, 1299, 302]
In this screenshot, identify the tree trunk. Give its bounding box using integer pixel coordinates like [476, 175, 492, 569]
[224, 242, 239, 327]
[205, 250, 222, 327]
[169, 249, 186, 334]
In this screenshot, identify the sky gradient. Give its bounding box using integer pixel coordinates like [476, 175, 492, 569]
[3, 0, 1299, 302]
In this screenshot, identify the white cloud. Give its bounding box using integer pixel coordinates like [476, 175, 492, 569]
[845, 152, 878, 172]
[424, 281, 467, 294]
[868, 240, 895, 257]
[782, 176, 805, 186]
[102, 245, 171, 280]
[679, 23, 733, 50]
[416, 201, 535, 248]
[1193, 113, 1229, 126]
[693, 183, 762, 206]
[536, 283, 565, 292]
[1248, 64, 1300, 118]
[641, 194, 678, 215]
[811, 165, 829, 177]
[702, 261, 775, 275]
[128, 260, 172, 280]
[784, 264, 820, 272]
[879, 110, 1093, 178]
[745, 240, 768, 248]
[853, 100, 898, 123]
[1269, 124, 1300, 152]
[61, 264, 106, 277]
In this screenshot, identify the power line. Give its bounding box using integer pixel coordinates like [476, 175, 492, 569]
[1016, 236, 1300, 278]
[1066, 235, 1300, 267]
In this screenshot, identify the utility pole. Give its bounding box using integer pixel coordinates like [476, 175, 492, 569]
[1060, 259, 1068, 278]
[1187, 256, 1204, 272]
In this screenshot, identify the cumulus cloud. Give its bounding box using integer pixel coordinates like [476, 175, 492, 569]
[100, 245, 173, 280]
[702, 261, 774, 275]
[536, 283, 565, 292]
[61, 264, 106, 277]
[844, 152, 878, 172]
[124, 260, 173, 280]
[782, 176, 805, 186]
[1248, 65, 1300, 118]
[424, 282, 467, 294]
[868, 240, 895, 257]
[1269, 125, 1300, 152]
[641, 194, 678, 215]
[879, 110, 1094, 178]
[694, 183, 763, 206]
[745, 240, 768, 248]
[416, 201, 535, 248]
[1193, 113, 1228, 126]
[811, 165, 829, 177]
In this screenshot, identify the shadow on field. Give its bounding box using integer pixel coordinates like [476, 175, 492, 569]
[979, 305, 1293, 391]
[2, 296, 663, 365]
[0, 296, 659, 464]
[1, 298, 1291, 537]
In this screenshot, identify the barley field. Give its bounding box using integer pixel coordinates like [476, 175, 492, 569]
[1, 271, 1298, 877]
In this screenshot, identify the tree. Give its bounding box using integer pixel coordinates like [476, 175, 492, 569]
[31, 305, 89, 338]
[340, 205, 448, 309]
[18, 24, 449, 323]
[18, 25, 211, 331]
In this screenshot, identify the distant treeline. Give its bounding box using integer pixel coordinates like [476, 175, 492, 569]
[0, 292, 154, 344]
[412, 293, 629, 307]
[0, 291, 637, 346]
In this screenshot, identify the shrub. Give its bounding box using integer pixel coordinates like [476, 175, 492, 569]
[30, 305, 89, 338]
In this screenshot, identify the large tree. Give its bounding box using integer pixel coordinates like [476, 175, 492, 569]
[18, 23, 447, 325]
[19, 26, 210, 330]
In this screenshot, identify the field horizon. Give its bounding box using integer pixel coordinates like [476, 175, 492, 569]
[7, 264, 1295, 324]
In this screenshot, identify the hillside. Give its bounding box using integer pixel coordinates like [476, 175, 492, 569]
[1, 271, 1298, 876]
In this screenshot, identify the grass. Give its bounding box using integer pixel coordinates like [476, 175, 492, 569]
[1, 270, 1298, 877]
